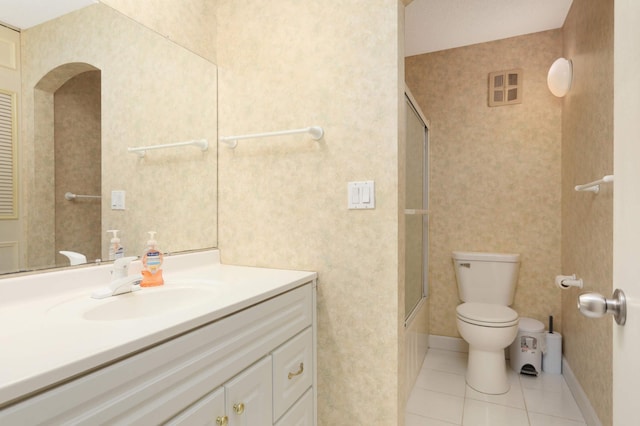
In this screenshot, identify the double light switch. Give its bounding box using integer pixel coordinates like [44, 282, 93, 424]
[348, 181, 375, 209]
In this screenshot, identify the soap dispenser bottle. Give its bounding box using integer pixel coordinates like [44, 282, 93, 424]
[107, 230, 125, 260]
[141, 231, 164, 287]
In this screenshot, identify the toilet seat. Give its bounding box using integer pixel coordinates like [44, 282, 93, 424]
[456, 302, 519, 327]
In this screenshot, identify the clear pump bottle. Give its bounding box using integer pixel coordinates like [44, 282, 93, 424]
[141, 231, 164, 287]
[107, 230, 125, 260]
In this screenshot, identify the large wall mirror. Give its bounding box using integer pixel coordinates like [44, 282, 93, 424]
[0, 2, 218, 275]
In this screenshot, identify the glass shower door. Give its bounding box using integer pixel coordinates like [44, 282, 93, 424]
[404, 94, 429, 322]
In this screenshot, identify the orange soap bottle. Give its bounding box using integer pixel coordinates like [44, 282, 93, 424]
[141, 231, 164, 287]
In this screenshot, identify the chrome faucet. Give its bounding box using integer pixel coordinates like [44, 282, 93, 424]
[91, 256, 143, 299]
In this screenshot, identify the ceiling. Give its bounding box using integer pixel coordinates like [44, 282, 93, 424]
[0, 0, 97, 30]
[0, 0, 572, 55]
[405, 0, 573, 57]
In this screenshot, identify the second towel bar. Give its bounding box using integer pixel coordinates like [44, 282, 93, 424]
[128, 139, 208, 157]
[219, 126, 324, 149]
[574, 175, 614, 194]
[65, 192, 101, 201]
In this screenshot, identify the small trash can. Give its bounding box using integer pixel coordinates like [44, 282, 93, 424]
[510, 317, 545, 376]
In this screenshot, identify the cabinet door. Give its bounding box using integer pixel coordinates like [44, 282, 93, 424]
[226, 356, 272, 426]
[166, 387, 225, 426]
[274, 389, 314, 426]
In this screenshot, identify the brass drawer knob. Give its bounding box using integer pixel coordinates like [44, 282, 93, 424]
[216, 415, 228, 426]
[288, 362, 304, 380]
[233, 402, 245, 415]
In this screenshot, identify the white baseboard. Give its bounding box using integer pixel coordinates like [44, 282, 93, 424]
[428, 335, 601, 425]
[428, 335, 468, 353]
[562, 357, 602, 426]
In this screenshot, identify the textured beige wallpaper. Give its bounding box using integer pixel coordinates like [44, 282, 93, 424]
[561, 0, 614, 424]
[21, 3, 217, 267]
[406, 30, 563, 338]
[100, 0, 217, 62]
[216, 0, 404, 424]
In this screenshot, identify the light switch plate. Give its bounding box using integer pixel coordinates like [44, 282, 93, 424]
[111, 190, 125, 210]
[348, 181, 375, 209]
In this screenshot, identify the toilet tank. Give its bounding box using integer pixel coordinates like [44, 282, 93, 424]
[452, 251, 520, 305]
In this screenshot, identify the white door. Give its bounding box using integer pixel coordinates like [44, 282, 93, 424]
[613, 0, 640, 424]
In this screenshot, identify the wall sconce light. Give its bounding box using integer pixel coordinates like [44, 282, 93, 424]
[547, 58, 573, 97]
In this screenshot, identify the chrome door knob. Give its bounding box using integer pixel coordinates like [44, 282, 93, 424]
[578, 289, 626, 326]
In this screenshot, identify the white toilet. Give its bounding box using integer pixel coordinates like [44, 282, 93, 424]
[452, 251, 520, 395]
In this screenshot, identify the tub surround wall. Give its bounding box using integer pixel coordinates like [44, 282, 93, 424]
[561, 0, 614, 424]
[405, 30, 563, 338]
[405, 301, 429, 395]
[216, 0, 405, 424]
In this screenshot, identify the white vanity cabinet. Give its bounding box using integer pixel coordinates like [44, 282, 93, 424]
[0, 282, 316, 426]
[169, 325, 315, 425]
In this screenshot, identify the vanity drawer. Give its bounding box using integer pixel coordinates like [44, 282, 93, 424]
[272, 327, 313, 421]
[166, 386, 225, 425]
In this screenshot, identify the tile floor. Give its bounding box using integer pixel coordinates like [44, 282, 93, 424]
[406, 349, 586, 426]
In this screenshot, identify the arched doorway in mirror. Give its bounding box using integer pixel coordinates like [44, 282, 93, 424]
[31, 63, 101, 269]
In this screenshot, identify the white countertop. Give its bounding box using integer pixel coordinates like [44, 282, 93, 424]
[0, 250, 316, 407]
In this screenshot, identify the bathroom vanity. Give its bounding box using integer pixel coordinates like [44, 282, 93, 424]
[0, 250, 317, 425]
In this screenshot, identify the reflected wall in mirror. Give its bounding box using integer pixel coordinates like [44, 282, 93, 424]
[52, 68, 102, 266]
[26, 62, 103, 270]
[0, 3, 218, 275]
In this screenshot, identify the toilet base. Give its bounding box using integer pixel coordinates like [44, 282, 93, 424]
[466, 347, 510, 395]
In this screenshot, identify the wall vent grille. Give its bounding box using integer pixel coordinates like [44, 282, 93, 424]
[488, 69, 523, 107]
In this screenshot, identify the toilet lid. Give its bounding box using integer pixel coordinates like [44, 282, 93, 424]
[456, 303, 518, 325]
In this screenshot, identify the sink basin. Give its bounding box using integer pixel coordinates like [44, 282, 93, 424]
[48, 281, 222, 321]
[83, 287, 217, 321]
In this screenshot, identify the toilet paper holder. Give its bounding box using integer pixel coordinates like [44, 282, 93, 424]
[556, 274, 583, 289]
[577, 289, 626, 326]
